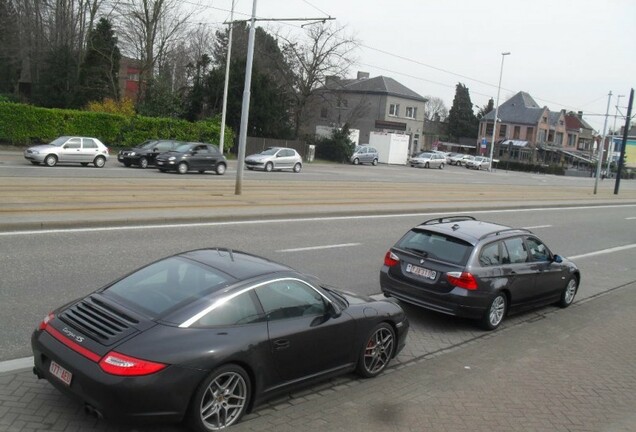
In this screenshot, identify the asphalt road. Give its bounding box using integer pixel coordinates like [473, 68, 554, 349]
[1, 205, 635, 361]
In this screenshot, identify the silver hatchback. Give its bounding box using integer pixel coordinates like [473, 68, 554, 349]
[350, 145, 379, 165]
[245, 147, 303, 173]
[24, 136, 110, 168]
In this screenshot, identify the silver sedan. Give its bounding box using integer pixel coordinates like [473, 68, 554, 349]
[244, 147, 303, 173]
[408, 152, 446, 169]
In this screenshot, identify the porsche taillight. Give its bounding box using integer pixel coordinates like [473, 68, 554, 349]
[446, 272, 478, 290]
[384, 250, 400, 267]
[38, 312, 55, 331]
[99, 352, 167, 376]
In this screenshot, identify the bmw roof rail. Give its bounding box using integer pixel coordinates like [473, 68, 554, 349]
[478, 228, 531, 240]
[421, 216, 477, 225]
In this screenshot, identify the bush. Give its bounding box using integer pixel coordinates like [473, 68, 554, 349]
[315, 126, 355, 163]
[0, 102, 233, 149]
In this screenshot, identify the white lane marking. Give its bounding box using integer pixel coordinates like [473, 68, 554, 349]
[0, 356, 33, 373]
[2, 243, 635, 373]
[568, 244, 636, 260]
[523, 225, 552, 229]
[277, 243, 361, 253]
[1, 204, 636, 237]
[626, 217, 636, 220]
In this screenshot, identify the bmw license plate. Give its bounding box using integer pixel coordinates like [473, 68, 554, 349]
[405, 263, 437, 280]
[49, 360, 72, 386]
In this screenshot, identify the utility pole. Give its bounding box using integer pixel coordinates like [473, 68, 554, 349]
[234, 0, 257, 196]
[614, 88, 634, 195]
[607, 94, 625, 174]
[232, 11, 335, 195]
[218, 0, 235, 155]
[593, 91, 612, 195]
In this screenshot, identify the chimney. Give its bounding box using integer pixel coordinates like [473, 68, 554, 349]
[357, 71, 370, 80]
[577, 111, 583, 119]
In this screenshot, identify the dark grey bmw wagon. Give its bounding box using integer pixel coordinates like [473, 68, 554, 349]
[380, 216, 580, 330]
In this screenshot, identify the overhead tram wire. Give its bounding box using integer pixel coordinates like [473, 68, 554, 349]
[176, 0, 607, 118]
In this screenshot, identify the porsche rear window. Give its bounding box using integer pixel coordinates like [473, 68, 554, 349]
[103, 257, 231, 318]
[397, 230, 472, 265]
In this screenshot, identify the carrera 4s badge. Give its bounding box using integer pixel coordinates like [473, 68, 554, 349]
[62, 327, 85, 343]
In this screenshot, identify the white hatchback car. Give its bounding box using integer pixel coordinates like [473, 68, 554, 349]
[244, 147, 303, 173]
[24, 136, 110, 168]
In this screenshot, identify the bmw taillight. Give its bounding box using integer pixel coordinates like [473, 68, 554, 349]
[99, 352, 167, 376]
[38, 312, 55, 331]
[384, 250, 400, 267]
[446, 272, 478, 290]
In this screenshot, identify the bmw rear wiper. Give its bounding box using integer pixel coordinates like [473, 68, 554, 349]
[403, 247, 429, 258]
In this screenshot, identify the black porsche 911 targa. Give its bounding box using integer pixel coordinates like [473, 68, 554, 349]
[32, 248, 409, 431]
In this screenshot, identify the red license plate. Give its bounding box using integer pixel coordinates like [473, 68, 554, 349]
[49, 360, 73, 386]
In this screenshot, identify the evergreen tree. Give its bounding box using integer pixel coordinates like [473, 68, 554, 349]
[32, 46, 79, 108]
[477, 98, 494, 120]
[0, 0, 20, 96]
[76, 18, 121, 107]
[447, 83, 478, 140]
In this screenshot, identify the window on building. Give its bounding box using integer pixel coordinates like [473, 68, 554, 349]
[337, 99, 348, 108]
[526, 127, 534, 141]
[498, 125, 507, 138]
[538, 130, 547, 142]
[542, 116, 548, 123]
[513, 126, 521, 139]
[567, 134, 576, 147]
[320, 107, 328, 118]
[555, 132, 563, 146]
[389, 104, 400, 116]
[485, 123, 494, 136]
[405, 107, 417, 119]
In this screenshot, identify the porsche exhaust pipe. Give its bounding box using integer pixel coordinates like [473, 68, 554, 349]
[84, 404, 103, 420]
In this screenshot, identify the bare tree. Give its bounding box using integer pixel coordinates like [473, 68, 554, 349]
[277, 22, 359, 137]
[114, 0, 193, 99]
[424, 96, 448, 122]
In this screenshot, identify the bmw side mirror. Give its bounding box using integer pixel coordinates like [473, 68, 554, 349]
[552, 254, 563, 263]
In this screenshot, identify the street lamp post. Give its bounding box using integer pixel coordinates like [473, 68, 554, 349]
[489, 52, 510, 172]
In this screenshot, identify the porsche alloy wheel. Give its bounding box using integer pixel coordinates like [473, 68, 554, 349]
[191, 365, 250, 431]
[357, 323, 394, 378]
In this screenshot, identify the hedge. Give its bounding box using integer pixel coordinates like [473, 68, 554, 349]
[0, 102, 233, 149]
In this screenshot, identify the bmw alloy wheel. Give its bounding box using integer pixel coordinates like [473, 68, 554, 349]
[483, 294, 506, 330]
[559, 277, 578, 308]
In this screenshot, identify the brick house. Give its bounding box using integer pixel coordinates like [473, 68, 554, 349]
[479, 91, 596, 166]
[301, 72, 428, 155]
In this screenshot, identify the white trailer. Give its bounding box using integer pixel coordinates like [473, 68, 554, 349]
[369, 132, 410, 165]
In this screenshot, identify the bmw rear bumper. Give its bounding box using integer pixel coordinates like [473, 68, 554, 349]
[380, 270, 490, 320]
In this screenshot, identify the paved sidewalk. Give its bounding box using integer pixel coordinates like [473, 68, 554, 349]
[1, 284, 634, 432]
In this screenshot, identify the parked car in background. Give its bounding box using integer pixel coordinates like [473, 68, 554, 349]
[155, 142, 227, 175]
[32, 248, 409, 430]
[446, 152, 463, 164]
[24, 136, 110, 168]
[118, 140, 183, 168]
[449, 154, 474, 166]
[408, 152, 445, 169]
[466, 156, 491, 170]
[245, 147, 303, 173]
[380, 216, 580, 330]
[350, 145, 379, 165]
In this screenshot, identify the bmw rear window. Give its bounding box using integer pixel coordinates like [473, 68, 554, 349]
[396, 230, 473, 265]
[102, 257, 232, 318]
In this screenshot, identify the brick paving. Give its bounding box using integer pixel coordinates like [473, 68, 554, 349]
[1, 284, 634, 431]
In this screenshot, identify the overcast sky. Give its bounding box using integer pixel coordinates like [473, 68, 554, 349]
[203, 0, 635, 132]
